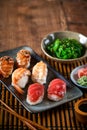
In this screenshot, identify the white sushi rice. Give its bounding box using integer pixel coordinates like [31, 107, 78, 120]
[48, 93, 64, 101]
[26, 94, 44, 105]
[17, 75, 28, 88]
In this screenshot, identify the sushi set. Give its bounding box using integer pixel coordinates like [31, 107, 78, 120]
[0, 46, 83, 113]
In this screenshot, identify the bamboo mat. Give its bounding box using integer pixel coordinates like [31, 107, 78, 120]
[0, 56, 87, 130]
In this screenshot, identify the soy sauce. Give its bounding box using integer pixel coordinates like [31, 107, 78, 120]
[79, 102, 87, 112]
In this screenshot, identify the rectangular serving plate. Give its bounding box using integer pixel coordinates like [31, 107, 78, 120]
[0, 46, 83, 113]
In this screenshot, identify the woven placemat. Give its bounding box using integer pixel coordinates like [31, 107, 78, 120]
[0, 56, 87, 130]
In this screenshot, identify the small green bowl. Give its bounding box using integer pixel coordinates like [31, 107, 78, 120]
[41, 31, 87, 63]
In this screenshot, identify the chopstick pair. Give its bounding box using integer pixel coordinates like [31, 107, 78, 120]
[0, 106, 36, 130]
[0, 100, 49, 130]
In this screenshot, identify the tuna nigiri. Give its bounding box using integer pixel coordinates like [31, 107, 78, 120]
[47, 78, 66, 101]
[26, 83, 44, 105]
[12, 68, 31, 94]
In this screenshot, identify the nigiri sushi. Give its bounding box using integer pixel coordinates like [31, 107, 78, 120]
[12, 68, 31, 94]
[32, 61, 48, 84]
[26, 83, 44, 105]
[0, 56, 14, 78]
[16, 49, 31, 68]
[47, 78, 66, 101]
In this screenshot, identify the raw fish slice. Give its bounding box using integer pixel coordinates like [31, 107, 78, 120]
[47, 78, 66, 101]
[26, 83, 44, 105]
[12, 68, 31, 94]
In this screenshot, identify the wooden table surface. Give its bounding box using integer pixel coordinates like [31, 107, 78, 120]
[0, 0, 87, 130]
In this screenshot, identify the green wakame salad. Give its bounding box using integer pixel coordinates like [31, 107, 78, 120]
[46, 38, 85, 59]
[77, 76, 87, 87]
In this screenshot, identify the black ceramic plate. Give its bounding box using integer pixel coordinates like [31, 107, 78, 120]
[0, 46, 83, 113]
[70, 64, 87, 90]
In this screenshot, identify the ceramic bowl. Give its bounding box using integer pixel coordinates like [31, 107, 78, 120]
[41, 31, 87, 63]
[70, 64, 87, 90]
[75, 98, 87, 124]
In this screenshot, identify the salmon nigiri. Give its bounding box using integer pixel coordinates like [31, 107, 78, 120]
[16, 49, 31, 68]
[32, 61, 48, 84]
[12, 68, 31, 94]
[0, 56, 14, 78]
[26, 83, 44, 105]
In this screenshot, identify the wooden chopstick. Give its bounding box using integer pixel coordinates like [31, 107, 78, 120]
[0, 107, 36, 130]
[0, 100, 49, 130]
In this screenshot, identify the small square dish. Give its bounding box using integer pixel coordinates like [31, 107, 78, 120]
[0, 46, 83, 113]
[70, 64, 87, 90]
